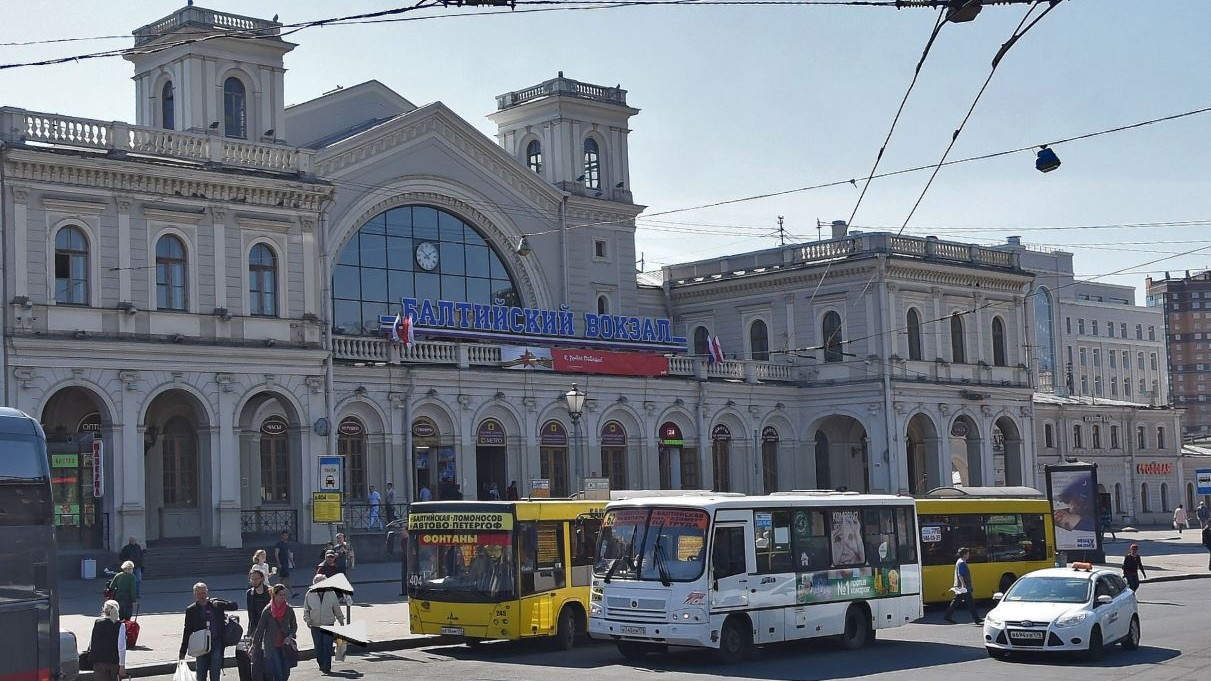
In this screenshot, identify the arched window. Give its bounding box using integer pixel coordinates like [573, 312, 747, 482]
[526, 139, 542, 174]
[337, 417, 366, 500]
[1033, 286, 1057, 391]
[1114, 483, 1123, 514]
[1157, 426, 1166, 450]
[161, 415, 197, 508]
[249, 243, 278, 317]
[693, 326, 710, 358]
[583, 138, 601, 190]
[992, 316, 1007, 366]
[950, 313, 966, 363]
[155, 234, 188, 310]
[597, 295, 609, 315]
[1111, 425, 1120, 448]
[822, 311, 843, 363]
[54, 225, 89, 305]
[906, 308, 923, 361]
[259, 417, 290, 503]
[161, 81, 175, 130]
[1141, 483, 1151, 513]
[223, 77, 247, 139]
[332, 205, 520, 335]
[1160, 483, 1170, 512]
[1044, 423, 1054, 448]
[1073, 424, 1083, 449]
[1137, 425, 1146, 449]
[1092, 425, 1101, 449]
[749, 319, 769, 361]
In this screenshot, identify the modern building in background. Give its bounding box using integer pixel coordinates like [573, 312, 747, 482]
[0, 5, 1185, 558]
[1146, 269, 1211, 442]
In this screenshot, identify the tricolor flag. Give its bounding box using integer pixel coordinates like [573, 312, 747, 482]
[378, 313, 415, 346]
[708, 335, 725, 364]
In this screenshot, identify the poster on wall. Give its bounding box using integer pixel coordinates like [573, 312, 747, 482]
[1045, 462, 1102, 560]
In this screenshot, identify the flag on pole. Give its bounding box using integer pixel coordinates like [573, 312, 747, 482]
[397, 314, 415, 347]
[708, 335, 725, 364]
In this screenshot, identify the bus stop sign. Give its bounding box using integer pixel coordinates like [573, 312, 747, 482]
[1197, 469, 1211, 495]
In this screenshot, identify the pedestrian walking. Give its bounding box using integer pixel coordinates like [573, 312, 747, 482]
[304, 575, 345, 674]
[943, 547, 981, 624]
[1174, 505, 1189, 534]
[178, 582, 237, 681]
[385, 482, 397, 524]
[1122, 543, 1147, 592]
[1203, 521, 1211, 570]
[87, 600, 128, 681]
[251, 549, 272, 582]
[317, 551, 340, 578]
[333, 533, 354, 574]
[1198, 501, 1210, 526]
[274, 531, 295, 598]
[107, 561, 138, 621]
[418, 484, 432, 502]
[398, 521, 410, 597]
[118, 536, 145, 597]
[251, 585, 297, 681]
[367, 486, 384, 530]
[246, 569, 271, 633]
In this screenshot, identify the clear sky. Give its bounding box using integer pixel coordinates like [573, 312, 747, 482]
[3, 1, 1209, 298]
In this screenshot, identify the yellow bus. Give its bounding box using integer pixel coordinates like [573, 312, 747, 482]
[915, 487, 1056, 604]
[407, 499, 605, 648]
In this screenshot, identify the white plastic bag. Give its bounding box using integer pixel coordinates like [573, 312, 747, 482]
[335, 638, 347, 662]
[173, 660, 192, 681]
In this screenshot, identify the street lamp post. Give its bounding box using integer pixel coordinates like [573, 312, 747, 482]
[564, 383, 586, 497]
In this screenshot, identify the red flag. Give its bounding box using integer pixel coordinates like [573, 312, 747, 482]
[708, 335, 725, 364]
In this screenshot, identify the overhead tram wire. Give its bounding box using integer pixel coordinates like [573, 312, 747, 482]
[896, 0, 1067, 235]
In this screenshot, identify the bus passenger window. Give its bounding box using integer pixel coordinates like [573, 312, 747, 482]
[791, 510, 829, 571]
[862, 508, 896, 567]
[1021, 514, 1047, 561]
[572, 517, 601, 567]
[712, 526, 746, 578]
[755, 510, 792, 573]
[895, 507, 918, 563]
[828, 509, 865, 567]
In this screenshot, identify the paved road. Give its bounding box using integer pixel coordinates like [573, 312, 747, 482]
[62, 524, 1210, 677]
[133, 579, 1207, 681]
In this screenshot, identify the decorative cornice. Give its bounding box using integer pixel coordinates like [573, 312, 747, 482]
[42, 196, 108, 215]
[237, 217, 294, 233]
[144, 206, 207, 224]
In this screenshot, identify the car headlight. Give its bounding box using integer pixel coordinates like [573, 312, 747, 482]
[671, 607, 707, 623]
[589, 602, 602, 617]
[982, 613, 1003, 627]
[1054, 611, 1092, 628]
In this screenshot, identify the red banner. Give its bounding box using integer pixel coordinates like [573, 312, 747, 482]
[552, 348, 669, 377]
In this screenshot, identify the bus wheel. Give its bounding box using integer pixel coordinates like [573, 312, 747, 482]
[999, 573, 1017, 594]
[552, 607, 577, 651]
[617, 641, 649, 660]
[713, 617, 751, 664]
[839, 605, 871, 650]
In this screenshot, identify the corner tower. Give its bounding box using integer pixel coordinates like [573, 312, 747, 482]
[489, 73, 639, 203]
[125, 4, 295, 142]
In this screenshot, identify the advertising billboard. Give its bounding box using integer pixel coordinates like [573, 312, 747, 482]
[1045, 461, 1102, 562]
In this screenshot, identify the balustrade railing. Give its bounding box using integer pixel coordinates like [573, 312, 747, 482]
[240, 508, 297, 538]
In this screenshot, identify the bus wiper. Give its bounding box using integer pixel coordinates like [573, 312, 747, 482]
[652, 525, 671, 587]
[604, 533, 636, 583]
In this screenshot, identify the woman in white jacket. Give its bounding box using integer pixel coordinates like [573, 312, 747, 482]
[303, 575, 345, 673]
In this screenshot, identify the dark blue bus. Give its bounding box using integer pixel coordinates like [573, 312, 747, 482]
[0, 408, 57, 681]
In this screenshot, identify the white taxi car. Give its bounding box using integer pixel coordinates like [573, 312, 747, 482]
[982, 563, 1139, 661]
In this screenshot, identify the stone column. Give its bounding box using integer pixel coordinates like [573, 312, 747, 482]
[118, 371, 147, 551]
[215, 373, 241, 547]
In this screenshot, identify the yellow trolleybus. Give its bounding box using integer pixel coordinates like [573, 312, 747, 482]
[407, 499, 605, 648]
[916, 486, 1056, 604]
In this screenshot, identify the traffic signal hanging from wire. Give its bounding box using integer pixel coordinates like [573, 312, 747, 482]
[1036, 145, 1061, 173]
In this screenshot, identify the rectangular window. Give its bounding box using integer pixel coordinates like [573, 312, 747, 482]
[828, 509, 866, 568]
[713, 525, 748, 579]
[1078, 319, 1086, 334]
[790, 509, 830, 572]
[518, 521, 566, 595]
[1066, 317, 1072, 334]
[1092, 320, 1099, 336]
[1138, 352, 1145, 370]
[1044, 424, 1055, 448]
[1079, 347, 1087, 366]
[1149, 326, 1156, 341]
[1095, 376, 1103, 396]
[1109, 352, 1117, 369]
[1111, 425, 1120, 448]
[593, 239, 608, 259]
[1120, 322, 1127, 338]
[755, 510, 793, 574]
[1107, 322, 1114, 338]
[1093, 349, 1101, 367]
[1136, 324, 1143, 340]
[1150, 353, 1158, 370]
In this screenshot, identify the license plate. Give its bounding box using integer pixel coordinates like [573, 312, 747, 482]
[620, 625, 646, 635]
[441, 626, 465, 636]
[1009, 630, 1044, 639]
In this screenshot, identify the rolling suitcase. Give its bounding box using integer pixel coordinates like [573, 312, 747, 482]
[236, 646, 253, 681]
[124, 606, 141, 648]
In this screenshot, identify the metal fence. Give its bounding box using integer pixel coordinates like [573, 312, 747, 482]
[240, 508, 298, 537]
[341, 503, 408, 532]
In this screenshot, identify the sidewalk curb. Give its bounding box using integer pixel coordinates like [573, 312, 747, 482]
[121, 634, 443, 678]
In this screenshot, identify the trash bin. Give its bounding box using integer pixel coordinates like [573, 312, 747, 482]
[1053, 552, 1066, 568]
[81, 558, 97, 580]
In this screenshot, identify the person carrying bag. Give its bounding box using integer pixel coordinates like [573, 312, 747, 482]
[85, 600, 128, 681]
[252, 584, 298, 681]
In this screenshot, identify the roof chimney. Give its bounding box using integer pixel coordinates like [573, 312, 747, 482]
[831, 220, 848, 239]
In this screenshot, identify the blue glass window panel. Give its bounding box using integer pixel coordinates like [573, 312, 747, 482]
[362, 302, 390, 334]
[440, 242, 465, 275]
[383, 208, 411, 238]
[464, 228, 487, 248]
[466, 278, 491, 304]
[464, 245, 489, 276]
[438, 211, 464, 242]
[388, 270, 412, 304]
[360, 268, 389, 302]
[489, 252, 509, 279]
[359, 230, 387, 268]
[333, 265, 361, 299]
[386, 237, 412, 270]
[415, 273, 441, 302]
[412, 206, 440, 242]
[336, 238, 360, 266]
[333, 299, 362, 334]
[441, 275, 466, 302]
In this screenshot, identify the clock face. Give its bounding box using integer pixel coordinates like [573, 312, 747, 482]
[415, 241, 439, 271]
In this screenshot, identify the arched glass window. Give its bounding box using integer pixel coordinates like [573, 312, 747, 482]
[337, 417, 367, 500]
[54, 226, 89, 305]
[259, 417, 290, 503]
[332, 205, 521, 335]
[950, 313, 966, 363]
[223, 77, 247, 139]
[1137, 425, 1146, 449]
[822, 311, 843, 363]
[526, 139, 542, 174]
[1033, 286, 1056, 391]
[1092, 424, 1101, 449]
[155, 234, 188, 311]
[1044, 423, 1054, 448]
[693, 326, 710, 358]
[597, 295, 609, 315]
[1141, 483, 1151, 512]
[992, 316, 1007, 366]
[1160, 483, 1170, 512]
[749, 319, 769, 361]
[249, 243, 278, 317]
[1157, 426, 1166, 450]
[1073, 424, 1083, 449]
[906, 308, 923, 361]
[583, 138, 601, 190]
[161, 81, 175, 130]
[1114, 483, 1122, 514]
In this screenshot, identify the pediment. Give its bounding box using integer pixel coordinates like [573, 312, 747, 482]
[313, 102, 564, 214]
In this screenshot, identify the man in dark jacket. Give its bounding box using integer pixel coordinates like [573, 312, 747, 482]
[179, 582, 237, 681]
[118, 536, 145, 596]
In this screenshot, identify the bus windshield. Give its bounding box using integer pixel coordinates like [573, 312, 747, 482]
[0, 436, 52, 527]
[408, 515, 516, 603]
[595, 507, 709, 583]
